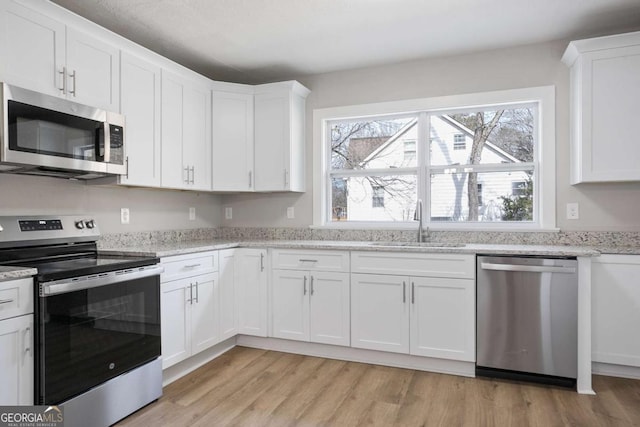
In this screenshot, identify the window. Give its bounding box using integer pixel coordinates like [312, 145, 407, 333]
[372, 186, 385, 207]
[403, 140, 416, 162]
[314, 86, 556, 229]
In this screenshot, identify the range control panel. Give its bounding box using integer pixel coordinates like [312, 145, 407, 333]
[19, 219, 63, 231]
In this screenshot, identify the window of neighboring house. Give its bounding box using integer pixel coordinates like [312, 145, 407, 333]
[512, 181, 526, 196]
[372, 186, 385, 207]
[453, 134, 466, 150]
[315, 86, 556, 229]
[403, 140, 416, 162]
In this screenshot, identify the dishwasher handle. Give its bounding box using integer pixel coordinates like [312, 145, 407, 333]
[480, 262, 576, 274]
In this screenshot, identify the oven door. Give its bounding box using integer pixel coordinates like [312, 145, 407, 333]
[36, 266, 162, 405]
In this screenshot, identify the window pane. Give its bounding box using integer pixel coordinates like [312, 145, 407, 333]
[430, 107, 534, 166]
[429, 171, 533, 222]
[330, 116, 417, 170]
[331, 175, 417, 222]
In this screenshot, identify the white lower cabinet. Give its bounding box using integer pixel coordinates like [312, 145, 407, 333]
[236, 249, 268, 337]
[271, 270, 350, 346]
[218, 249, 238, 341]
[350, 252, 475, 362]
[160, 252, 219, 369]
[592, 254, 640, 367]
[270, 249, 351, 346]
[0, 278, 34, 405]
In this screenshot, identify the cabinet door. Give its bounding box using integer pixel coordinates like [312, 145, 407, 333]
[592, 255, 640, 367]
[410, 277, 475, 361]
[575, 46, 640, 183]
[160, 279, 191, 369]
[119, 52, 161, 187]
[350, 273, 409, 353]
[160, 70, 186, 189]
[66, 27, 119, 111]
[0, 314, 33, 405]
[182, 79, 212, 191]
[212, 91, 254, 191]
[309, 272, 350, 346]
[254, 90, 289, 191]
[237, 249, 268, 337]
[272, 269, 309, 342]
[190, 273, 219, 355]
[218, 249, 238, 341]
[0, 1, 65, 97]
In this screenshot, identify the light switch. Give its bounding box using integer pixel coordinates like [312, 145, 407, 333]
[225, 207, 233, 220]
[287, 207, 295, 219]
[189, 207, 196, 220]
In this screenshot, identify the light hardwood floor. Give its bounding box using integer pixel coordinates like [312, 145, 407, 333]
[117, 346, 640, 426]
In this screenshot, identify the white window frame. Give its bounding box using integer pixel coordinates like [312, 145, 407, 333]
[312, 86, 556, 231]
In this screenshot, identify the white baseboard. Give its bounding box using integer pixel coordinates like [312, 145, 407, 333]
[162, 337, 237, 386]
[592, 362, 640, 380]
[236, 335, 475, 377]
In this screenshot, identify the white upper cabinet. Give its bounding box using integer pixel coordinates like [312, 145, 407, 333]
[212, 84, 254, 191]
[119, 52, 161, 187]
[254, 81, 310, 192]
[0, 1, 119, 111]
[563, 31, 640, 183]
[161, 69, 212, 191]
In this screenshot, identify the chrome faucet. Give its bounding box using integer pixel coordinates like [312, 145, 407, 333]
[414, 199, 424, 243]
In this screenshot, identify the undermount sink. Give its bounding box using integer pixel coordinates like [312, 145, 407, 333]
[370, 241, 465, 248]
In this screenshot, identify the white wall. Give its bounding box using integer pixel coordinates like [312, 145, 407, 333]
[0, 174, 222, 233]
[222, 39, 640, 231]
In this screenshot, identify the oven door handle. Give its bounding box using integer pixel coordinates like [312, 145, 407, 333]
[40, 265, 164, 296]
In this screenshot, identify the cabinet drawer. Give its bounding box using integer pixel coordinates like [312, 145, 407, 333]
[271, 249, 349, 272]
[161, 252, 218, 281]
[351, 251, 475, 279]
[0, 278, 33, 321]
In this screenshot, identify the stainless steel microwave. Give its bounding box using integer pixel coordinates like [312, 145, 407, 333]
[0, 82, 125, 179]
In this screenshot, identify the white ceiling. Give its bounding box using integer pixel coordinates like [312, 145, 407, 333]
[51, 0, 640, 84]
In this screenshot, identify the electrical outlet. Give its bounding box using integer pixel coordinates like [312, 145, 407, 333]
[287, 207, 295, 219]
[120, 208, 130, 224]
[225, 207, 233, 220]
[189, 207, 196, 221]
[566, 202, 579, 220]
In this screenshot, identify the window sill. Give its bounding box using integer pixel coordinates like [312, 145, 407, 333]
[310, 223, 560, 233]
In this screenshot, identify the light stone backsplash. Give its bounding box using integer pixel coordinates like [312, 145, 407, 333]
[99, 226, 640, 250]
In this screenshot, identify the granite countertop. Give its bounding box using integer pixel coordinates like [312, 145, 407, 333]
[0, 266, 37, 281]
[100, 239, 602, 258]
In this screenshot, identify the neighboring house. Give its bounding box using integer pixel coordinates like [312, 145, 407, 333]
[346, 115, 530, 221]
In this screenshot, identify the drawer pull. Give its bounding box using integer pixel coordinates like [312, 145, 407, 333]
[184, 264, 202, 269]
[299, 259, 318, 263]
[0, 299, 14, 305]
[303, 276, 307, 295]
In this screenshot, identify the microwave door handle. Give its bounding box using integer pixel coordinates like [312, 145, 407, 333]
[103, 121, 111, 163]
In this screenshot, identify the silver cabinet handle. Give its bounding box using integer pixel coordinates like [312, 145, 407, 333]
[402, 281, 406, 303]
[184, 166, 190, 184]
[24, 327, 31, 356]
[125, 156, 129, 179]
[59, 67, 67, 94]
[190, 166, 195, 184]
[249, 171, 252, 188]
[184, 264, 201, 269]
[284, 169, 289, 187]
[299, 259, 318, 263]
[480, 262, 576, 274]
[195, 281, 199, 303]
[0, 298, 14, 305]
[411, 282, 415, 304]
[188, 283, 193, 305]
[310, 276, 314, 296]
[69, 70, 77, 96]
[303, 276, 307, 295]
[260, 253, 264, 272]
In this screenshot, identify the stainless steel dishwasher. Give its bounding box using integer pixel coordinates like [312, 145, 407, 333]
[476, 255, 578, 387]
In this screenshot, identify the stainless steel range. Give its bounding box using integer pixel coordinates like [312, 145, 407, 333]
[0, 215, 163, 427]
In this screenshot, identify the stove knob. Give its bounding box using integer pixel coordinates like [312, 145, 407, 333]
[85, 220, 96, 229]
[75, 221, 85, 229]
